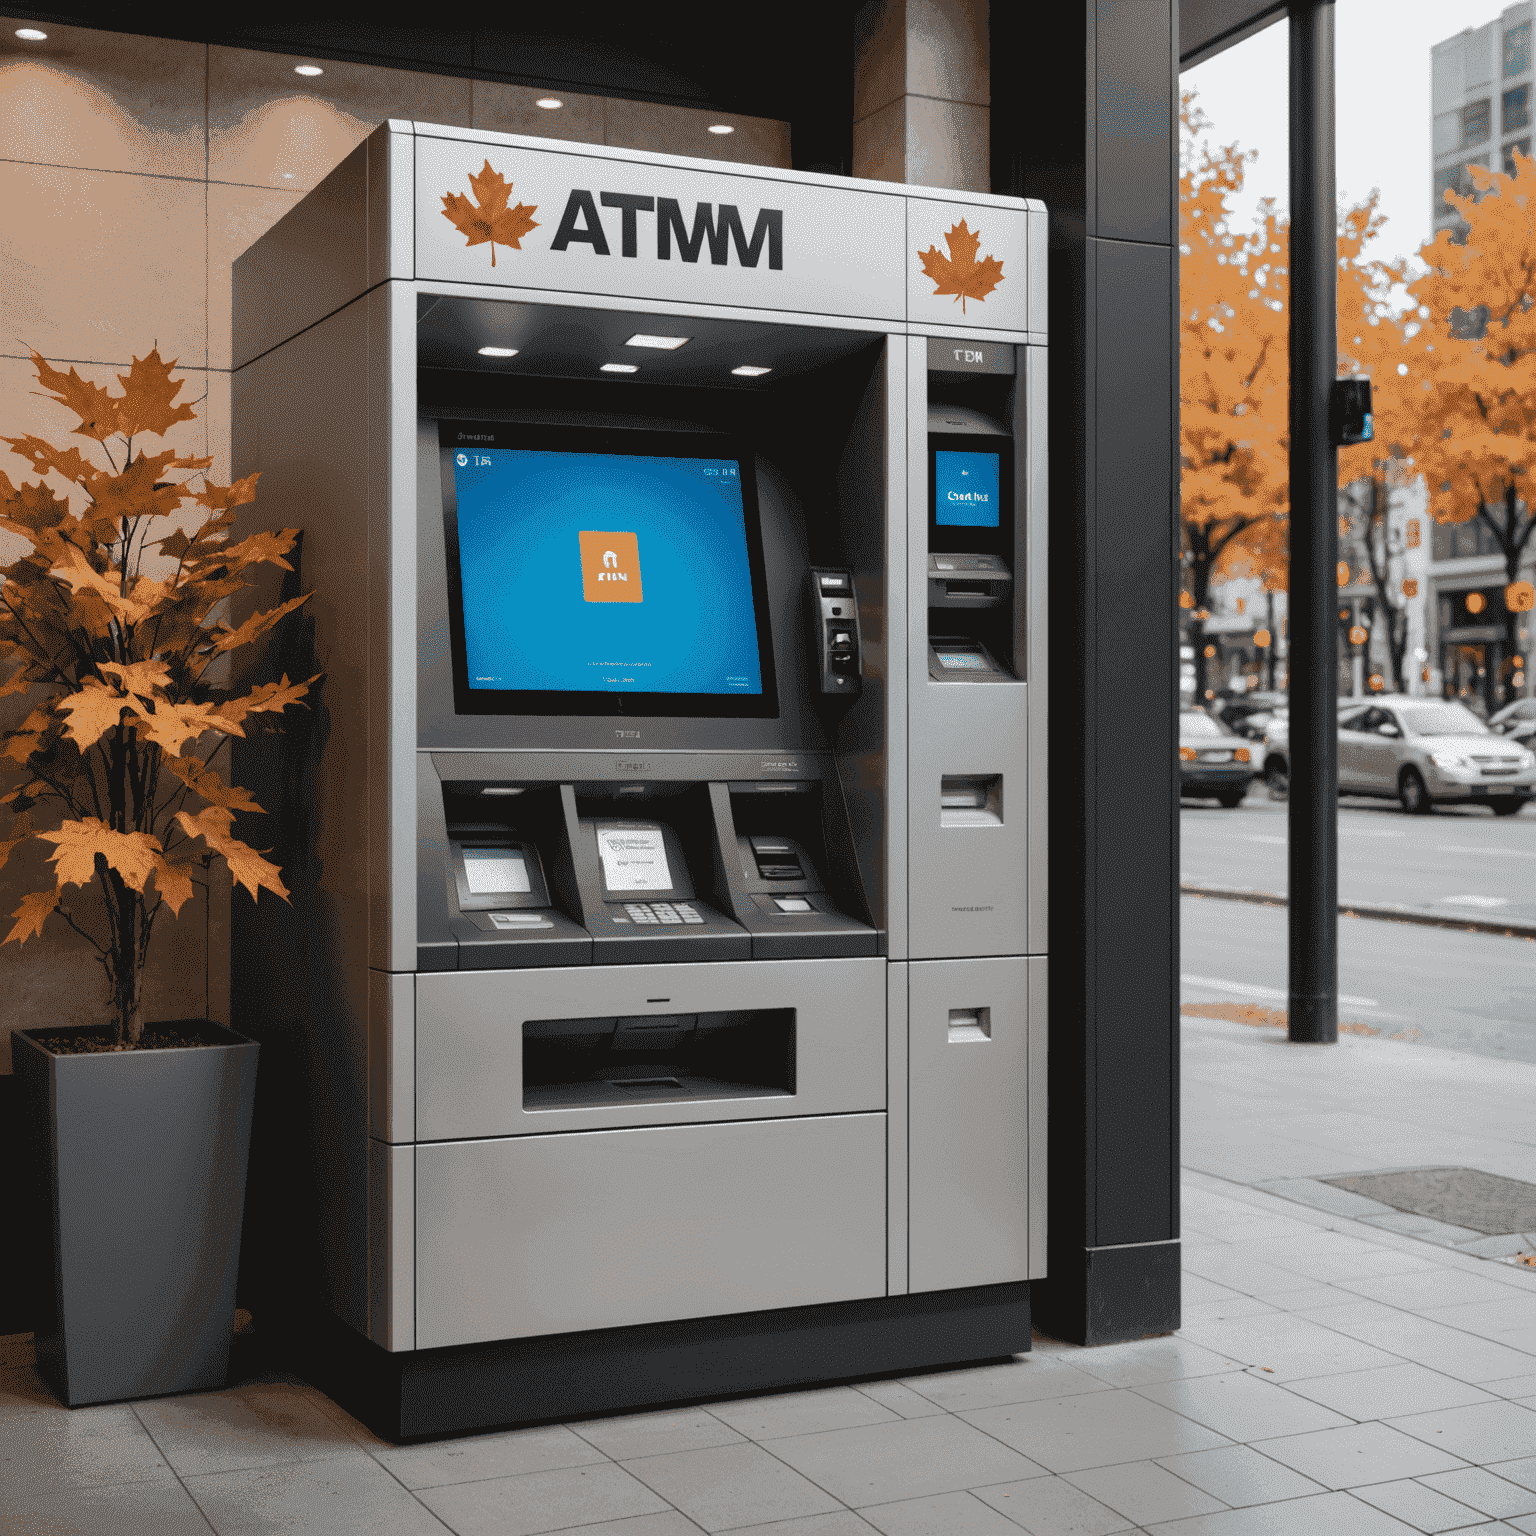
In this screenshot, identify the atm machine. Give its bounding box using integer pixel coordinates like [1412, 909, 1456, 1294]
[230, 120, 1047, 1439]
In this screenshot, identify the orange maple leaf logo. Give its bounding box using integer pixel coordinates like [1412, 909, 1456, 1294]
[919, 220, 1005, 312]
[441, 160, 539, 267]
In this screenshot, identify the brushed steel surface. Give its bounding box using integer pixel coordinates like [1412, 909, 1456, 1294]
[367, 1138, 415, 1351]
[367, 970, 415, 1144]
[1024, 346, 1050, 957]
[887, 962, 909, 1294]
[1028, 955, 1048, 1278]
[415, 1113, 886, 1346]
[907, 956, 1031, 1292]
[415, 956, 886, 1140]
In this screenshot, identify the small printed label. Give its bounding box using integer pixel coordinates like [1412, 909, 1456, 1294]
[597, 825, 673, 892]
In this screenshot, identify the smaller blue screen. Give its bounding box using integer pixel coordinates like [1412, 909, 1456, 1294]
[935, 450, 1001, 528]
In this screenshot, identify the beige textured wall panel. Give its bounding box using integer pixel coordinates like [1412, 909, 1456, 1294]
[471, 81, 605, 145]
[852, 95, 909, 184]
[0, 162, 207, 367]
[854, 0, 908, 122]
[207, 183, 301, 370]
[0, 23, 206, 179]
[208, 46, 472, 190]
[907, 0, 990, 107]
[905, 96, 990, 193]
[604, 98, 791, 168]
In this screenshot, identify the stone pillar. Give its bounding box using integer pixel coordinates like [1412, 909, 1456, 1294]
[852, 0, 990, 190]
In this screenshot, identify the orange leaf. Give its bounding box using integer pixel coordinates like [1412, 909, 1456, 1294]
[136, 699, 244, 756]
[0, 814, 31, 874]
[113, 350, 197, 438]
[0, 433, 98, 486]
[209, 594, 312, 655]
[86, 448, 189, 529]
[49, 542, 148, 623]
[30, 351, 120, 441]
[4, 888, 58, 945]
[38, 817, 162, 893]
[217, 527, 298, 573]
[98, 659, 171, 702]
[151, 855, 197, 915]
[441, 160, 540, 267]
[219, 672, 315, 725]
[918, 220, 1005, 313]
[190, 472, 260, 516]
[56, 679, 139, 749]
[174, 805, 289, 903]
[160, 756, 263, 813]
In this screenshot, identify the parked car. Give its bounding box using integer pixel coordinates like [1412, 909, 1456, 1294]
[1491, 698, 1536, 749]
[1214, 690, 1288, 740]
[1179, 708, 1259, 807]
[1340, 698, 1536, 814]
[1258, 700, 1356, 800]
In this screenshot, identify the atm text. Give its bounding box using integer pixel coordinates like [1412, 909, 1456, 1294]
[550, 190, 784, 270]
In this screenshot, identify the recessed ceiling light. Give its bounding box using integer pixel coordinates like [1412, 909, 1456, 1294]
[15, 27, 47, 40]
[478, 346, 519, 358]
[294, 64, 324, 77]
[708, 124, 735, 135]
[536, 97, 563, 109]
[731, 365, 772, 377]
[625, 333, 690, 350]
[600, 363, 639, 373]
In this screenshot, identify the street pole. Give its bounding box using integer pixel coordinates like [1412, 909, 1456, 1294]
[1287, 0, 1339, 1045]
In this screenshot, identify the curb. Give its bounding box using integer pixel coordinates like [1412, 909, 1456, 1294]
[1181, 883, 1536, 940]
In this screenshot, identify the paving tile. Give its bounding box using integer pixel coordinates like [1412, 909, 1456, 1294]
[717, 1517, 871, 1536]
[1302, 1304, 1536, 1385]
[1073, 1338, 1241, 1390]
[1507, 1514, 1536, 1534]
[572, 1408, 746, 1461]
[184, 1454, 447, 1535]
[0, 1401, 173, 1492]
[1418, 1469, 1536, 1520]
[0, 1364, 57, 1417]
[1177, 1311, 1406, 1383]
[1253, 1422, 1467, 1490]
[1153, 1445, 1327, 1508]
[1136, 1372, 1351, 1442]
[1064, 1461, 1229, 1525]
[1184, 1299, 1282, 1325]
[959, 1389, 1230, 1474]
[852, 1379, 948, 1420]
[1388, 1403, 1536, 1465]
[1143, 1487, 1440, 1534]
[520, 1518, 705, 1536]
[708, 1387, 901, 1440]
[859, 1488, 1030, 1534]
[1265, 1285, 1360, 1313]
[970, 1474, 1135, 1534]
[1491, 1458, 1536, 1494]
[1279, 1365, 1495, 1422]
[763, 1413, 1047, 1506]
[1255, 1178, 1399, 1220]
[1358, 1215, 1486, 1246]
[1422, 1301, 1536, 1341]
[1183, 1276, 1250, 1307]
[1342, 1271, 1532, 1313]
[133, 1382, 362, 1477]
[621, 1441, 841, 1531]
[904, 1358, 1114, 1412]
[418, 1461, 669, 1536]
[1183, 1254, 1326, 1299]
[0, 1474, 216, 1536]
[371, 1422, 609, 1489]
[1352, 1477, 1493, 1532]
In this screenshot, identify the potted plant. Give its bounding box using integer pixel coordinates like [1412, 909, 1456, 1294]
[1, 348, 315, 1406]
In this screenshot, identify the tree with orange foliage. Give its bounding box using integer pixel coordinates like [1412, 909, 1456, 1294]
[1397, 152, 1536, 708]
[0, 350, 317, 1045]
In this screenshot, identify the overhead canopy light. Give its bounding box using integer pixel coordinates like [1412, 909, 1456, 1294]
[15, 27, 47, 40]
[294, 64, 324, 76]
[601, 363, 639, 373]
[477, 346, 519, 358]
[536, 97, 563, 109]
[625, 334, 690, 350]
[708, 124, 735, 135]
[731, 365, 772, 377]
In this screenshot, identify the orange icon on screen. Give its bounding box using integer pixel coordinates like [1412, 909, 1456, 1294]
[579, 531, 643, 603]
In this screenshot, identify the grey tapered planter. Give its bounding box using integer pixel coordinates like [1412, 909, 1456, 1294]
[14, 1021, 259, 1406]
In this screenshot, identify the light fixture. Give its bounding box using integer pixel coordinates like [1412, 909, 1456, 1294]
[625, 333, 690, 350]
[294, 64, 324, 77]
[601, 363, 639, 373]
[731, 365, 772, 377]
[15, 27, 47, 40]
[708, 124, 735, 135]
[536, 97, 563, 109]
[477, 346, 519, 358]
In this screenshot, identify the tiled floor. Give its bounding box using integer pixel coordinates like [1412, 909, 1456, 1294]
[11, 1017, 1536, 1533]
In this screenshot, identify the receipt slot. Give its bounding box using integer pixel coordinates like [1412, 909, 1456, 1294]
[230, 121, 1046, 1439]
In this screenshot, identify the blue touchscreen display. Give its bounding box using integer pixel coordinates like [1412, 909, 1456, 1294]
[934, 450, 1001, 528]
[451, 448, 764, 696]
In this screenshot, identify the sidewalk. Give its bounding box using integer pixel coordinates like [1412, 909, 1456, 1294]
[8, 1021, 1536, 1535]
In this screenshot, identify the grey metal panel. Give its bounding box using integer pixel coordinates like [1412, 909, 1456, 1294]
[880, 337, 910, 960]
[1025, 346, 1050, 957]
[367, 969, 415, 1144]
[906, 199, 1032, 335]
[415, 957, 886, 1140]
[1029, 209, 1050, 338]
[415, 1114, 886, 1347]
[908, 957, 1030, 1293]
[367, 1138, 415, 1352]
[1028, 956, 1049, 1279]
[886, 962, 908, 1294]
[231, 142, 369, 368]
[367, 121, 414, 285]
[1095, 0, 1175, 245]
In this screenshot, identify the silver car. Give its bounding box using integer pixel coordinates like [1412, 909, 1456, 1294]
[1339, 698, 1536, 815]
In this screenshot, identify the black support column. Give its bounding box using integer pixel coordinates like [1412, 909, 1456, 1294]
[993, 1, 1182, 1344]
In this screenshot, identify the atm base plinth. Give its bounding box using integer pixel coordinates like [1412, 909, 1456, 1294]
[300, 1283, 1032, 1442]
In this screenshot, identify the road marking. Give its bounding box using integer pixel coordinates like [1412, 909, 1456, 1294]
[1440, 895, 1511, 908]
[1437, 845, 1534, 859]
[1180, 972, 1379, 1008]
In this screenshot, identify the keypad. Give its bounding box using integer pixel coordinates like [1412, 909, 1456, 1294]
[622, 902, 704, 925]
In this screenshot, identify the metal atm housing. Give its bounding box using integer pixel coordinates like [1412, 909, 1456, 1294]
[230, 120, 1048, 1438]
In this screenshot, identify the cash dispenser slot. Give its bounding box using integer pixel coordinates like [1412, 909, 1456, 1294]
[522, 1007, 795, 1111]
